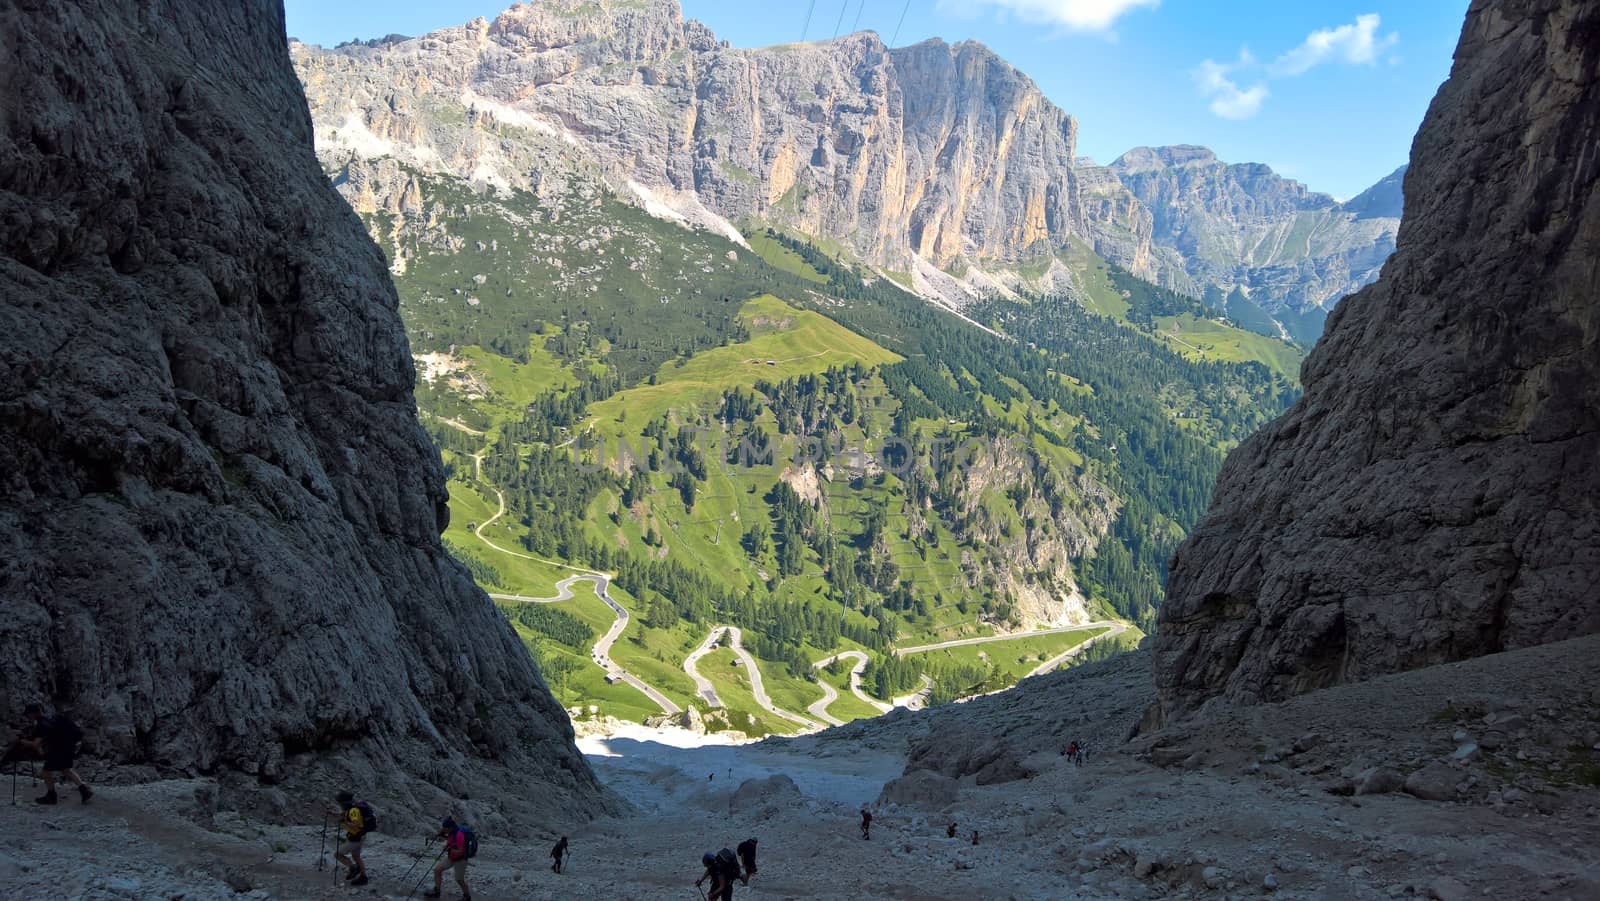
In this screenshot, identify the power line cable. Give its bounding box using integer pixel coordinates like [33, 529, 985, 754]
[800, 0, 818, 41]
[889, 0, 911, 46]
[832, 0, 849, 39]
[851, 0, 867, 34]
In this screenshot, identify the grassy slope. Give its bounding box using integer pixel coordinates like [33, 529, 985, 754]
[1056, 238, 1302, 378]
[902, 627, 1109, 688]
[586, 294, 902, 434]
[1154, 315, 1303, 379]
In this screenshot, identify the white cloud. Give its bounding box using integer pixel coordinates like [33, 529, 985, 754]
[1191, 15, 1397, 120]
[944, 0, 1160, 32]
[1271, 13, 1398, 76]
[1193, 52, 1268, 120]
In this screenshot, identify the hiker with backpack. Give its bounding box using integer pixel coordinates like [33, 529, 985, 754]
[860, 807, 872, 840]
[736, 837, 757, 883]
[696, 849, 741, 900]
[19, 704, 91, 805]
[333, 791, 374, 886]
[425, 817, 476, 900]
[550, 835, 568, 874]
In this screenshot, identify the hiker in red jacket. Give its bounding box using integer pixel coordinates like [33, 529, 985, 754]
[424, 817, 472, 900]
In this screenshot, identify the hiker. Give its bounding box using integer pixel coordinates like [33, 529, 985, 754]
[696, 849, 740, 900]
[19, 704, 91, 805]
[332, 791, 372, 886]
[425, 817, 473, 900]
[971, 830, 980, 846]
[736, 837, 758, 882]
[1067, 740, 1081, 767]
[550, 835, 568, 874]
[860, 807, 872, 840]
[946, 822, 957, 838]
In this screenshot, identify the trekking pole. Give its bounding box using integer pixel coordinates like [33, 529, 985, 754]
[396, 838, 435, 892]
[404, 847, 446, 901]
[317, 815, 328, 871]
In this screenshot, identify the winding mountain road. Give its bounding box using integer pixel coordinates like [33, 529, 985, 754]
[471, 462, 680, 716]
[806, 678, 844, 726]
[684, 626, 821, 732]
[811, 650, 892, 723]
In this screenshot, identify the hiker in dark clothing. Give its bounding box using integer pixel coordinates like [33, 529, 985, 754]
[860, 807, 872, 840]
[19, 705, 91, 805]
[736, 837, 758, 883]
[696, 850, 740, 900]
[971, 830, 980, 846]
[946, 822, 957, 838]
[550, 835, 568, 874]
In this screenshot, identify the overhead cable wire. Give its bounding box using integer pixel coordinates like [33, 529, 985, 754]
[889, 0, 911, 46]
[832, 0, 848, 39]
[800, 0, 818, 41]
[851, 0, 867, 34]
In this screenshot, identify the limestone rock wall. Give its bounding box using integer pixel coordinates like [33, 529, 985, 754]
[0, 0, 611, 826]
[1154, 0, 1600, 718]
[291, 0, 1161, 283]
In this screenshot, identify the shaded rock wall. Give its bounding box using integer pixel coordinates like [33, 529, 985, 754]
[0, 0, 610, 826]
[1155, 0, 1600, 717]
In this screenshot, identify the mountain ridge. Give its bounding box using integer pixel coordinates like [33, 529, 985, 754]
[291, 0, 1396, 334]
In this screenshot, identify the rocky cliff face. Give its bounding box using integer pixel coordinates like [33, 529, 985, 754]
[0, 0, 609, 825]
[1154, 0, 1600, 719]
[1108, 146, 1400, 337]
[291, 0, 1160, 292]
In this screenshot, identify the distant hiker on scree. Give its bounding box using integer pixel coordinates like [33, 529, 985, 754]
[19, 704, 91, 805]
[947, 822, 957, 838]
[860, 807, 872, 840]
[550, 835, 568, 874]
[425, 816, 474, 900]
[736, 837, 758, 882]
[333, 791, 373, 885]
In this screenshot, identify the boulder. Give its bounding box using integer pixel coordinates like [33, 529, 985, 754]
[876, 770, 961, 810]
[1354, 767, 1406, 796]
[1403, 763, 1458, 802]
[906, 732, 1035, 785]
[731, 774, 802, 815]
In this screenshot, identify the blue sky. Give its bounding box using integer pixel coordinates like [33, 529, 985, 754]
[283, 0, 1469, 199]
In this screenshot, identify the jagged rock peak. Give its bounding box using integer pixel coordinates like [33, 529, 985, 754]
[1154, 0, 1600, 719]
[0, 0, 612, 828]
[1341, 164, 1408, 219]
